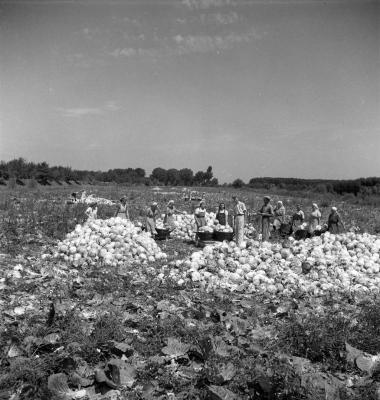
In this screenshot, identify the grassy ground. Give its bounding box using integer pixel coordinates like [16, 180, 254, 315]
[0, 185, 379, 399]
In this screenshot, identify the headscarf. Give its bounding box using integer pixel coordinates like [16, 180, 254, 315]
[168, 200, 174, 206]
[312, 203, 319, 210]
[276, 201, 283, 209]
[331, 206, 337, 212]
[199, 200, 205, 207]
[152, 201, 158, 207]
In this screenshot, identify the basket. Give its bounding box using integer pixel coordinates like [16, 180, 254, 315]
[155, 228, 171, 240]
[313, 227, 328, 237]
[214, 231, 234, 242]
[294, 229, 310, 240]
[196, 231, 214, 241]
[279, 223, 292, 236]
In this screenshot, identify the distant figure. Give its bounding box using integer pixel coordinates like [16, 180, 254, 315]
[328, 207, 345, 234]
[232, 196, 247, 245]
[80, 190, 87, 201]
[194, 201, 207, 231]
[146, 202, 159, 236]
[273, 201, 286, 231]
[259, 196, 274, 242]
[308, 203, 321, 234]
[164, 200, 184, 230]
[115, 197, 130, 219]
[85, 203, 98, 221]
[71, 192, 78, 203]
[216, 202, 229, 226]
[292, 204, 305, 232]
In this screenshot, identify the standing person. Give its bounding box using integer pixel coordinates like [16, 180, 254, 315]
[216, 202, 229, 226]
[273, 201, 286, 231]
[292, 204, 305, 233]
[194, 201, 207, 231]
[85, 202, 98, 221]
[146, 202, 159, 236]
[308, 203, 321, 235]
[71, 192, 78, 203]
[80, 190, 87, 202]
[232, 196, 247, 245]
[115, 197, 130, 219]
[258, 196, 274, 242]
[164, 200, 184, 230]
[328, 207, 345, 234]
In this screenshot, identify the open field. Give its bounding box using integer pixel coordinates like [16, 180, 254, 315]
[0, 185, 380, 400]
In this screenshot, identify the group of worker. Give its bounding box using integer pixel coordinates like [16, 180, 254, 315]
[80, 193, 345, 245]
[260, 197, 345, 241]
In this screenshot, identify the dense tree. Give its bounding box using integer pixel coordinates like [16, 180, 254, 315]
[194, 171, 206, 186]
[166, 169, 180, 185]
[179, 168, 194, 186]
[232, 178, 245, 188]
[151, 168, 168, 185]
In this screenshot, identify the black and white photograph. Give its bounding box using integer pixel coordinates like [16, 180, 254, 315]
[0, 0, 379, 398]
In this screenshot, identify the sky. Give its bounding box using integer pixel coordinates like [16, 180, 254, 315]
[0, 0, 379, 183]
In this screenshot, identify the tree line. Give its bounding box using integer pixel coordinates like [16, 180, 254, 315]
[1, 158, 379, 196]
[230, 176, 380, 196]
[0, 158, 218, 187]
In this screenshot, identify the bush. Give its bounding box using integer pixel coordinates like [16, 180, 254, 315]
[232, 179, 245, 188]
[27, 179, 38, 189]
[8, 177, 17, 189]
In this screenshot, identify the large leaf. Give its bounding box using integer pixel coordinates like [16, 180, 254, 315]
[207, 385, 238, 400]
[161, 337, 190, 358]
[346, 342, 380, 376]
[212, 336, 230, 358]
[300, 371, 343, 400]
[108, 359, 136, 388]
[47, 373, 88, 400]
[218, 362, 236, 382]
[95, 368, 118, 389]
[69, 371, 93, 388]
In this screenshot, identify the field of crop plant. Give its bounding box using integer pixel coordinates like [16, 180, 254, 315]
[0, 184, 379, 400]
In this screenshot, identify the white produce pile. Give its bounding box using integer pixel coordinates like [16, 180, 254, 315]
[158, 212, 233, 240]
[56, 217, 167, 267]
[79, 194, 115, 206]
[164, 232, 380, 297]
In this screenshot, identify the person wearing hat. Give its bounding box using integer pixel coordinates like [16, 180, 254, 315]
[194, 200, 207, 231]
[258, 196, 274, 242]
[164, 200, 184, 230]
[115, 197, 130, 219]
[291, 204, 305, 233]
[232, 196, 247, 245]
[308, 203, 321, 235]
[328, 206, 345, 234]
[85, 202, 98, 221]
[146, 202, 159, 236]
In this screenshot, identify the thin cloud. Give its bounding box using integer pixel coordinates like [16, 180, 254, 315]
[201, 11, 240, 25]
[56, 102, 120, 118]
[182, 0, 236, 9]
[110, 28, 261, 58]
[174, 29, 260, 54]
